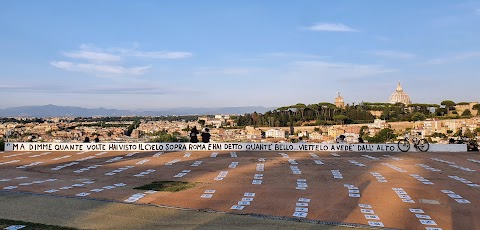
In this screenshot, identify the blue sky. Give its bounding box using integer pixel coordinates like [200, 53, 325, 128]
[1, 1, 479, 110]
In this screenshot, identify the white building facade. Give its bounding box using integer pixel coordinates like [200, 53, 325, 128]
[265, 129, 286, 138]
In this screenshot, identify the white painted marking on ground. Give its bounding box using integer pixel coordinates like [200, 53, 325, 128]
[419, 219, 437, 226]
[409, 208, 425, 213]
[368, 221, 384, 227]
[292, 212, 308, 218]
[230, 205, 245, 210]
[201, 194, 213, 198]
[359, 204, 372, 209]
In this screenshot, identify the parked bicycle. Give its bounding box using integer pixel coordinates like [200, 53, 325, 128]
[397, 132, 430, 152]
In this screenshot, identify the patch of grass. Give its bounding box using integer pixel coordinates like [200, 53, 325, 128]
[0, 218, 77, 230]
[134, 181, 197, 192]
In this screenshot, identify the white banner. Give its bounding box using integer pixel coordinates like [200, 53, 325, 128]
[4, 142, 467, 152]
[1, 142, 441, 152]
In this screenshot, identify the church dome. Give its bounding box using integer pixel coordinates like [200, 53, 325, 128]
[389, 82, 412, 105]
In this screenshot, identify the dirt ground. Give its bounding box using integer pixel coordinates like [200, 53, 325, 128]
[1, 149, 479, 229]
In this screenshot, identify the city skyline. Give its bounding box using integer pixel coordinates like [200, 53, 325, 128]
[1, 1, 480, 110]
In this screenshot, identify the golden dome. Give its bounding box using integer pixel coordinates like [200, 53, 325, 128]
[389, 82, 412, 105]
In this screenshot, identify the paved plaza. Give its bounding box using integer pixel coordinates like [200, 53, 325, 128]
[1, 149, 479, 229]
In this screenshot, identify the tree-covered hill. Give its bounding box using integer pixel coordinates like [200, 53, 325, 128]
[233, 100, 478, 127]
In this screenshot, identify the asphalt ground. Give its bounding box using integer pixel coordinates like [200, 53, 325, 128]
[0, 191, 354, 230]
[1, 149, 479, 229]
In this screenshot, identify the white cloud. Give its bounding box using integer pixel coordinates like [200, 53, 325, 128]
[426, 51, 480, 64]
[288, 61, 396, 79]
[0, 84, 49, 92]
[83, 86, 172, 94]
[67, 44, 193, 60]
[262, 52, 327, 59]
[119, 50, 193, 59]
[50, 61, 150, 76]
[52, 44, 192, 77]
[62, 50, 121, 62]
[304, 23, 358, 32]
[195, 67, 257, 76]
[238, 52, 328, 62]
[194, 59, 395, 82]
[371, 50, 415, 59]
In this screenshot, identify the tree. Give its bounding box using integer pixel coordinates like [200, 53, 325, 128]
[0, 139, 4, 151]
[365, 128, 397, 143]
[125, 119, 141, 136]
[411, 112, 426, 121]
[294, 103, 307, 120]
[436, 107, 447, 116]
[359, 126, 368, 137]
[461, 109, 472, 117]
[441, 100, 456, 115]
[309, 104, 321, 120]
[152, 135, 175, 142]
[252, 112, 259, 125]
[198, 119, 206, 126]
[318, 102, 336, 121]
[333, 114, 349, 124]
[177, 136, 189, 142]
[289, 120, 294, 135]
[151, 132, 177, 142]
[454, 129, 462, 137]
[431, 132, 447, 138]
[464, 129, 474, 138]
[473, 104, 480, 115]
[474, 128, 480, 137]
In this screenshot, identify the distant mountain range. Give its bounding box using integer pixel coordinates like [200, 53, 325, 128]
[0, 104, 275, 117]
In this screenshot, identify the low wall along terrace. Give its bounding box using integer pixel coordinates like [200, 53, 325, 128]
[4, 142, 467, 152]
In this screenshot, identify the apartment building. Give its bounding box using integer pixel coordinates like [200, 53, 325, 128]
[265, 129, 285, 138]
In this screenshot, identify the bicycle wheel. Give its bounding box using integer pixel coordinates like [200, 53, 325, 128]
[398, 139, 410, 152]
[417, 139, 430, 152]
